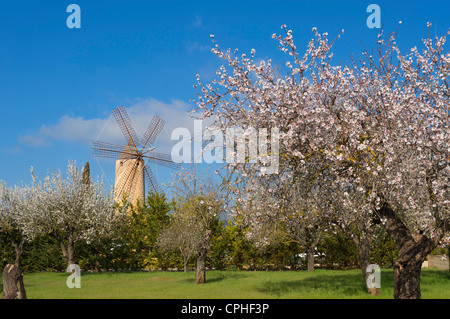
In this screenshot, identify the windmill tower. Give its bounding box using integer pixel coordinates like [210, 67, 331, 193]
[92, 106, 179, 206]
[115, 140, 146, 204]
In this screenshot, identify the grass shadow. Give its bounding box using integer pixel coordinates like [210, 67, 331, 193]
[257, 270, 395, 298]
[210, 271, 250, 282]
[180, 271, 250, 284]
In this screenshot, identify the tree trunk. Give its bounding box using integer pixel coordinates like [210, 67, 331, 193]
[94, 260, 100, 273]
[2, 264, 26, 299]
[180, 247, 190, 273]
[11, 237, 25, 267]
[305, 232, 322, 272]
[393, 257, 423, 299]
[183, 256, 189, 273]
[91, 246, 101, 272]
[378, 201, 438, 299]
[196, 254, 206, 283]
[196, 229, 212, 284]
[307, 248, 315, 272]
[51, 230, 76, 267]
[340, 223, 381, 296]
[57, 233, 76, 266]
[59, 240, 76, 266]
[357, 237, 381, 296]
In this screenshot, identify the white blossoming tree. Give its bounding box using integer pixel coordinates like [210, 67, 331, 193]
[18, 161, 122, 268]
[193, 24, 449, 299]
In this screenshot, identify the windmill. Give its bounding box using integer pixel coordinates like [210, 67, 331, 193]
[92, 106, 179, 206]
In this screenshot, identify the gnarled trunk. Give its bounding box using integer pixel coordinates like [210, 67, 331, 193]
[378, 202, 438, 299]
[393, 258, 423, 299]
[392, 234, 434, 299]
[11, 237, 25, 267]
[2, 264, 26, 299]
[196, 254, 206, 283]
[180, 247, 191, 273]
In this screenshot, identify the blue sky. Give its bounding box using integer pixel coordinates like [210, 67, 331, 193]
[0, 0, 449, 194]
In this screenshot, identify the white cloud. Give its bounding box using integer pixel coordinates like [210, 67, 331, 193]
[17, 98, 197, 153]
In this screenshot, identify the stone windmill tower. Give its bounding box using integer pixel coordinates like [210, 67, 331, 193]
[92, 106, 179, 206]
[114, 140, 146, 205]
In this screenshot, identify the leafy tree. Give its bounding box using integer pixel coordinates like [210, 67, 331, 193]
[20, 235, 66, 272]
[207, 219, 229, 270]
[121, 191, 173, 270]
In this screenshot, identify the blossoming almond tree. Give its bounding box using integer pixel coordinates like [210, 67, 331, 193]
[334, 25, 450, 299]
[193, 24, 449, 299]
[18, 162, 122, 268]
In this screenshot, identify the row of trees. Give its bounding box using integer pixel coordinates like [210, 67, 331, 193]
[0, 164, 399, 274]
[0, 203, 400, 270]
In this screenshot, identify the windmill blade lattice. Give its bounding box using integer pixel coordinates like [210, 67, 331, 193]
[144, 164, 161, 194]
[92, 106, 178, 204]
[112, 106, 141, 147]
[141, 114, 165, 149]
[92, 140, 138, 159]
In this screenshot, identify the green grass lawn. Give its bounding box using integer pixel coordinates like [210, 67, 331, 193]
[3, 268, 450, 299]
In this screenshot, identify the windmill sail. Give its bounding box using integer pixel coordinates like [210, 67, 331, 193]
[92, 106, 179, 207]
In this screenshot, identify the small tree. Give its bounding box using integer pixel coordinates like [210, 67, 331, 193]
[165, 164, 225, 283]
[157, 203, 201, 272]
[189, 195, 222, 283]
